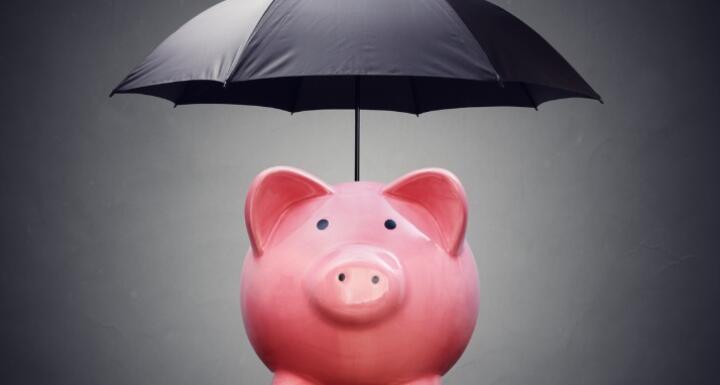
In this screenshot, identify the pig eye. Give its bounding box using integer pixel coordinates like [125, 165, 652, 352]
[384, 219, 397, 230]
[316, 219, 329, 230]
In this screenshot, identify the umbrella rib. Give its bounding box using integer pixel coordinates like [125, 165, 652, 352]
[439, 0, 503, 83]
[409, 77, 420, 116]
[222, 0, 284, 84]
[289, 77, 303, 114]
[173, 82, 189, 108]
[522, 83, 539, 110]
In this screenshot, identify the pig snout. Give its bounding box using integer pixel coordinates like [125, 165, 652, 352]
[304, 245, 405, 325]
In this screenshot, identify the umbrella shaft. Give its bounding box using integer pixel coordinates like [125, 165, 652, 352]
[354, 106, 360, 182]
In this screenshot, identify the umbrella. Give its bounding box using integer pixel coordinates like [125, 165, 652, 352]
[111, 0, 601, 180]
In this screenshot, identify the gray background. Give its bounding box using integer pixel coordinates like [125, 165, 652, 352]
[1, 0, 719, 384]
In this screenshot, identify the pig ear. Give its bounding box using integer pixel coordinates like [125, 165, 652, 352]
[383, 169, 468, 256]
[245, 167, 333, 256]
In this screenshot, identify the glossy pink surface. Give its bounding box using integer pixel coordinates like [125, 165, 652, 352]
[241, 167, 479, 385]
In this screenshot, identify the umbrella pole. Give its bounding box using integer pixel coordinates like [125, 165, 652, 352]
[355, 106, 360, 182]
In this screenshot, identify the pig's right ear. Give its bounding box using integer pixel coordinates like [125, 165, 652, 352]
[245, 167, 333, 256]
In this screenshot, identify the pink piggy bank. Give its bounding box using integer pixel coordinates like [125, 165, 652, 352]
[241, 167, 479, 385]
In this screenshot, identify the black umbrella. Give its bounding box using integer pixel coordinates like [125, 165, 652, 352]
[111, 0, 601, 180]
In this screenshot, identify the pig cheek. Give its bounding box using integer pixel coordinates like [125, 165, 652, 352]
[242, 246, 313, 322]
[405, 247, 478, 359]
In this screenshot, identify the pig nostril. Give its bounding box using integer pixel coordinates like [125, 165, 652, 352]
[371, 275, 380, 284]
[338, 273, 346, 282]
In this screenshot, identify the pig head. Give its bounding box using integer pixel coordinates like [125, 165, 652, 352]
[241, 166, 479, 385]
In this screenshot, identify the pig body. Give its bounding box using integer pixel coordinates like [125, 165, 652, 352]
[241, 167, 479, 385]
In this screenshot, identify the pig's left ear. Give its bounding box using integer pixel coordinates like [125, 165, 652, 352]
[245, 167, 333, 256]
[383, 169, 468, 256]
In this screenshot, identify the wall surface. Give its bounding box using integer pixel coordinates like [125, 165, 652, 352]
[1, 1, 719, 384]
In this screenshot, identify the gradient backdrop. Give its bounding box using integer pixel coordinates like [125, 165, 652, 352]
[1, 1, 719, 384]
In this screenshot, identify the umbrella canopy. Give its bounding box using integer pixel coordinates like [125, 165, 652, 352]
[111, 0, 601, 180]
[112, 0, 600, 112]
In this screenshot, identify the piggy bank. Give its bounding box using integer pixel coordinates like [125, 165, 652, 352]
[241, 167, 479, 385]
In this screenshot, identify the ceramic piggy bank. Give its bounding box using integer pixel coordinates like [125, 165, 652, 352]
[241, 167, 479, 385]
